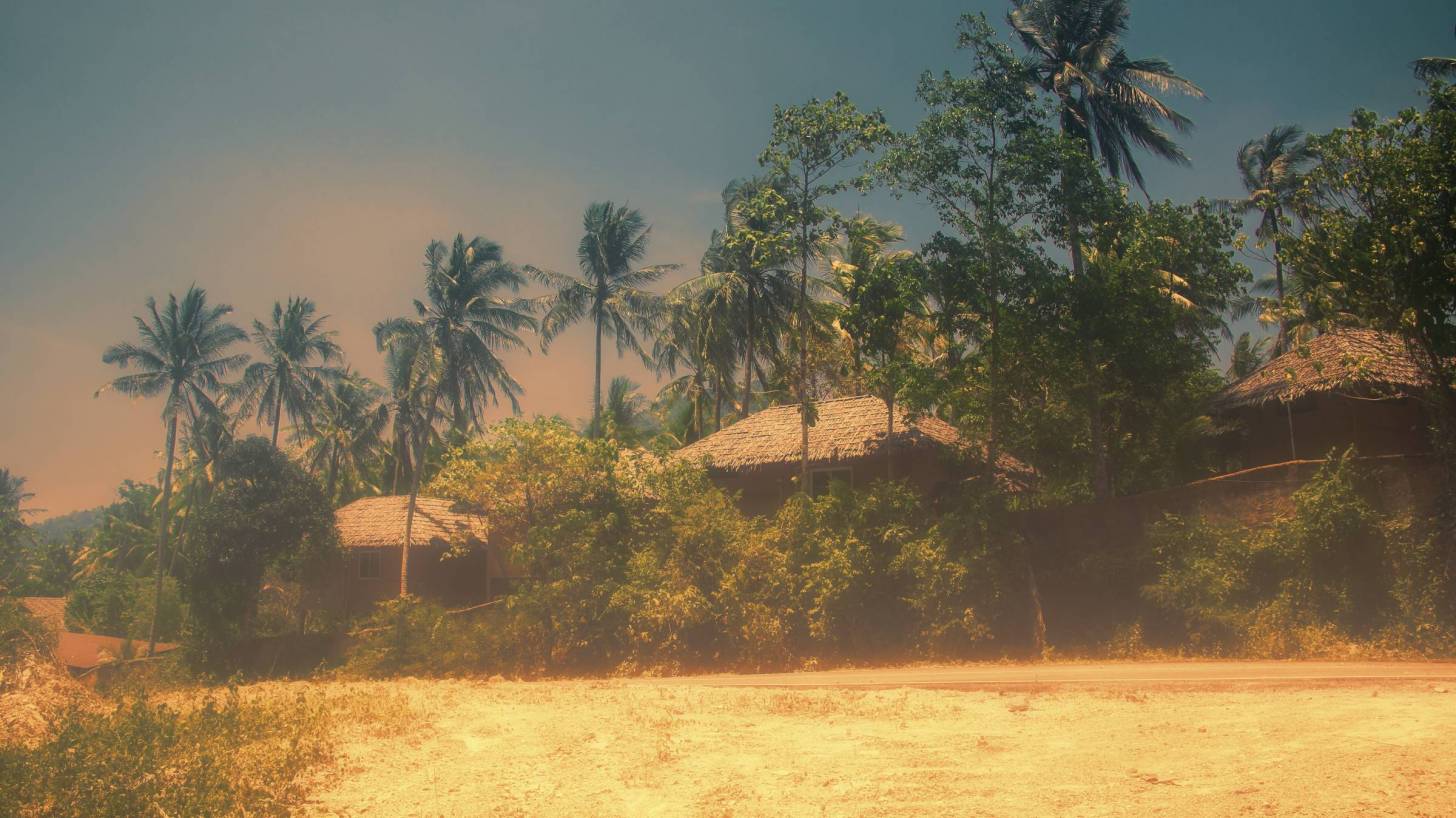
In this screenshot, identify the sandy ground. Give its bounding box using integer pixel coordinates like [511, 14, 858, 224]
[303, 677, 1456, 818]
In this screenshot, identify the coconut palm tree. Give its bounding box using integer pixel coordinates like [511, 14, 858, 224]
[653, 286, 738, 440]
[227, 296, 343, 447]
[830, 214, 913, 379]
[595, 376, 656, 445]
[1226, 125, 1314, 354]
[1008, 0, 1206, 194]
[301, 370, 388, 504]
[375, 235, 533, 596]
[1226, 332, 1273, 382]
[97, 285, 247, 653]
[690, 178, 797, 415]
[1413, 28, 1455, 80]
[535, 202, 678, 435]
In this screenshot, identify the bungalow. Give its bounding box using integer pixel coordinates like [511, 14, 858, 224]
[332, 496, 519, 615]
[1210, 329, 1435, 468]
[674, 394, 1033, 514]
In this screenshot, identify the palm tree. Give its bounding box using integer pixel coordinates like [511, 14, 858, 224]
[1413, 28, 1455, 80]
[692, 178, 796, 415]
[653, 286, 738, 440]
[97, 286, 247, 653]
[301, 370, 388, 504]
[1008, 0, 1206, 194]
[375, 235, 534, 596]
[1009, 0, 1203, 501]
[596, 376, 656, 445]
[830, 214, 912, 378]
[535, 202, 678, 435]
[228, 296, 343, 447]
[381, 334, 439, 495]
[1226, 332, 1273, 382]
[1226, 125, 1314, 354]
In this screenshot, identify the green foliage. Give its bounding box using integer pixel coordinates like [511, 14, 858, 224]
[66, 569, 183, 642]
[184, 437, 339, 674]
[1285, 83, 1456, 458]
[0, 597, 54, 663]
[1140, 450, 1454, 656]
[0, 690, 333, 818]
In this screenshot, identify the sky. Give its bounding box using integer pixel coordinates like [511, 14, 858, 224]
[2, 0, 1450, 518]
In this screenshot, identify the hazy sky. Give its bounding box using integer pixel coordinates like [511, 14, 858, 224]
[2, 0, 1449, 517]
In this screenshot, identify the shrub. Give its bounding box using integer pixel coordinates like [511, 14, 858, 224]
[1140, 514, 1260, 652]
[65, 569, 183, 642]
[0, 688, 333, 818]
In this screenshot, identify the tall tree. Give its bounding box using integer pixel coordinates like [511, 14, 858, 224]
[98, 286, 248, 653]
[375, 234, 534, 596]
[759, 93, 889, 487]
[880, 14, 1066, 474]
[1008, 0, 1204, 500]
[0, 469, 37, 593]
[228, 296, 343, 447]
[1226, 125, 1314, 354]
[536, 202, 677, 437]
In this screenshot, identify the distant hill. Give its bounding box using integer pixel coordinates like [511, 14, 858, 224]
[32, 506, 105, 543]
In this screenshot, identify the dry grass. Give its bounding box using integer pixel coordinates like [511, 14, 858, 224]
[293, 677, 1456, 817]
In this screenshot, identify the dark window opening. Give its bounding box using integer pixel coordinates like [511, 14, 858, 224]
[810, 468, 852, 498]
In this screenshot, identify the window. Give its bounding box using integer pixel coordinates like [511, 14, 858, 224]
[810, 468, 852, 498]
[357, 549, 381, 579]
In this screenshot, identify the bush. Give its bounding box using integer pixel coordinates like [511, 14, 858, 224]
[0, 688, 333, 818]
[65, 569, 183, 642]
[1, 597, 53, 663]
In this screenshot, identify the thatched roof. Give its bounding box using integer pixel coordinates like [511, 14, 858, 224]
[675, 395, 1031, 479]
[334, 496, 488, 549]
[1212, 329, 1428, 412]
[20, 597, 65, 634]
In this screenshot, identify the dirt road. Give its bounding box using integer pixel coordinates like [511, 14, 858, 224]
[304, 666, 1456, 817]
[651, 659, 1456, 689]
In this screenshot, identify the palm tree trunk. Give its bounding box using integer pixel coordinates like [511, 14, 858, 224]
[271, 387, 283, 448]
[592, 316, 603, 438]
[327, 449, 339, 506]
[714, 371, 724, 432]
[146, 413, 179, 657]
[1272, 209, 1287, 355]
[400, 399, 438, 598]
[741, 296, 755, 416]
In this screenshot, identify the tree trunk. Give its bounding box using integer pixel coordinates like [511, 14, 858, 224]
[885, 389, 895, 481]
[714, 372, 724, 432]
[1026, 559, 1046, 659]
[798, 178, 811, 491]
[592, 316, 603, 438]
[146, 413, 179, 657]
[741, 296, 755, 417]
[400, 400, 438, 598]
[1272, 210, 1287, 356]
[326, 449, 339, 506]
[271, 386, 283, 448]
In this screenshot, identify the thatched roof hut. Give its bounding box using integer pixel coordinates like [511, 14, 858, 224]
[1211, 329, 1426, 412]
[334, 496, 488, 549]
[675, 396, 1032, 511]
[1210, 329, 1433, 466]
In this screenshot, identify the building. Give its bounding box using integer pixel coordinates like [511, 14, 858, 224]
[20, 596, 177, 685]
[332, 496, 516, 615]
[674, 395, 1033, 514]
[1210, 329, 1434, 468]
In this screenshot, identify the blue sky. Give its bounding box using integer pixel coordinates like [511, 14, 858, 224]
[2, 0, 1450, 515]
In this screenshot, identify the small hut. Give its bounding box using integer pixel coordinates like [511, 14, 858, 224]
[675, 395, 1033, 514]
[1210, 329, 1433, 467]
[332, 496, 515, 614]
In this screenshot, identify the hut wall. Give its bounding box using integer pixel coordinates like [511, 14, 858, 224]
[710, 447, 962, 515]
[1010, 454, 1444, 647]
[1232, 394, 1430, 468]
[334, 542, 495, 617]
